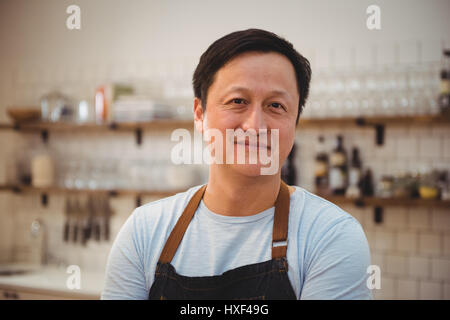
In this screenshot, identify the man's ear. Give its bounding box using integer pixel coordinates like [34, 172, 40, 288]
[193, 97, 205, 133]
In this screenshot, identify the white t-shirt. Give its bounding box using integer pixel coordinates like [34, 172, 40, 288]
[101, 184, 373, 300]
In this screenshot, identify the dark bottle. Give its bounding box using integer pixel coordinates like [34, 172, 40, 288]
[281, 143, 297, 185]
[439, 50, 450, 115]
[346, 147, 363, 198]
[329, 135, 348, 195]
[361, 168, 375, 197]
[314, 136, 329, 194]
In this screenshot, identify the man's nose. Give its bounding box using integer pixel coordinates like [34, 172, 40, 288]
[241, 104, 268, 132]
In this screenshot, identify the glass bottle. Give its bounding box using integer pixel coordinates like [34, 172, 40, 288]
[329, 135, 348, 195]
[281, 143, 297, 185]
[314, 136, 329, 194]
[438, 49, 450, 115]
[345, 147, 363, 198]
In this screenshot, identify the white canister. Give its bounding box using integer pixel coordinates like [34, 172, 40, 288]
[166, 164, 195, 190]
[31, 153, 55, 187]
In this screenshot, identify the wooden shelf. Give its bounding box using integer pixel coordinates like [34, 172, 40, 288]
[317, 193, 450, 208]
[1, 184, 449, 208]
[298, 114, 450, 127]
[1, 119, 195, 132]
[0, 119, 195, 145]
[0, 123, 14, 130]
[1, 114, 449, 133]
[2, 184, 184, 199]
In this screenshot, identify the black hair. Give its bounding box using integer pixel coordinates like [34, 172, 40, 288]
[192, 28, 312, 124]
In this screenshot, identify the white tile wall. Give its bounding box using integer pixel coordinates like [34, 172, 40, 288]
[397, 278, 419, 300]
[418, 232, 442, 256]
[373, 132, 397, 161]
[431, 258, 450, 282]
[418, 136, 442, 160]
[419, 280, 443, 300]
[385, 254, 408, 276]
[374, 276, 396, 300]
[370, 252, 385, 272]
[396, 231, 418, 254]
[383, 207, 408, 230]
[444, 234, 450, 257]
[443, 136, 450, 159]
[409, 208, 431, 230]
[431, 208, 450, 232]
[445, 283, 450, 300]
[374, 230, 396, 252]
[337, 125, 448, 299]
[1, 58, 450, 300]
[1, 122, 449, 300]
[409, 256, 431, 280]
[396, 134, 419, 160]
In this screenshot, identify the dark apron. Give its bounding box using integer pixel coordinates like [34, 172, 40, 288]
[148, 180, 296, 300]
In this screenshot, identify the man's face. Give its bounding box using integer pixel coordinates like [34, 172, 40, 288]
[194, 51, 299, 177]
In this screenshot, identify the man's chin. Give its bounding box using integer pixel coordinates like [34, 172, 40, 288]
[227, 163, 278, 177]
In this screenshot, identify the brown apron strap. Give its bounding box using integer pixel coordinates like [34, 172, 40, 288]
[158, 184, 207, 263]
[271, 180, 291, 259]
[158, 180, 291, 264]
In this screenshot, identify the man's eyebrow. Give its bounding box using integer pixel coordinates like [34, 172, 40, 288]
[222, 86, 290, 98]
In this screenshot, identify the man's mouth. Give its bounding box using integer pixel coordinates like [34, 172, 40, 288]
[234, 139, 270, 150]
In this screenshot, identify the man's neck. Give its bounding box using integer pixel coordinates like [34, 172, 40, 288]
[202, 165, 294, 217]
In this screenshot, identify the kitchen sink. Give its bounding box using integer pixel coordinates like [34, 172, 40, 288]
[0, 269, 30, 276]
[0, 264, 39, 276]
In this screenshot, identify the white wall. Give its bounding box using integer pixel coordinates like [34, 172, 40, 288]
[1, 0, 450, 299]
[1, 0, 450, 120]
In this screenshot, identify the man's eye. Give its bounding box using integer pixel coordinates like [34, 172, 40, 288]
[270, 102, 284, 110]
[232, 98, 245, 104]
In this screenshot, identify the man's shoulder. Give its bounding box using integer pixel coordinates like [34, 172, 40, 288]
[291, 186, 370, 271]
[290, 185, 360, 230]
[132, 184, 206, 223]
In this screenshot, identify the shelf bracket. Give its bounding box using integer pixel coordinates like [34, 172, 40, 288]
[135, 195, 142, 208]
[374, 206, 383, 224]
[41, 193, 48, 207]
[355, 118, 385, 146]
[353, 198, 365, 207]
[135, 128, 143, 146]
[375, 124, 385, 146]
[41, 129, 49, 144]
[355, 117, 365, 126]
[109, 122, 118, 130]
[108, 190, 118, 197]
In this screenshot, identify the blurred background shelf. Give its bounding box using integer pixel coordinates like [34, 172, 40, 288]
[1, 114, 449, 132]
[0, 119, 195, 132]
[298, 114, 450, 127]
[1, 184, 183, 199]
[317, 193, 450, 208]
[1, 184, 448, 209]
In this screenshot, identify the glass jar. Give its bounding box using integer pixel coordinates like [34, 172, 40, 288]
[392, 173, 418, 198]
[30, 149, 55, 188]
[377, 175, 394, 198]
[40, 91, 75, 122]
[419, 170, 440, 199]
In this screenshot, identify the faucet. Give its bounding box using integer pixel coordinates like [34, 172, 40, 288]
[30, 218, 48, 266]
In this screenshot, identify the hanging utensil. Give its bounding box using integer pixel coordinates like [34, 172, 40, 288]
[72, 197, 82, 243]
[103, 195, 114, 241]
[63, 196, 71, 242]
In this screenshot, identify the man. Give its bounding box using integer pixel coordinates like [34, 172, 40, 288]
[102, 29, 372, 300]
